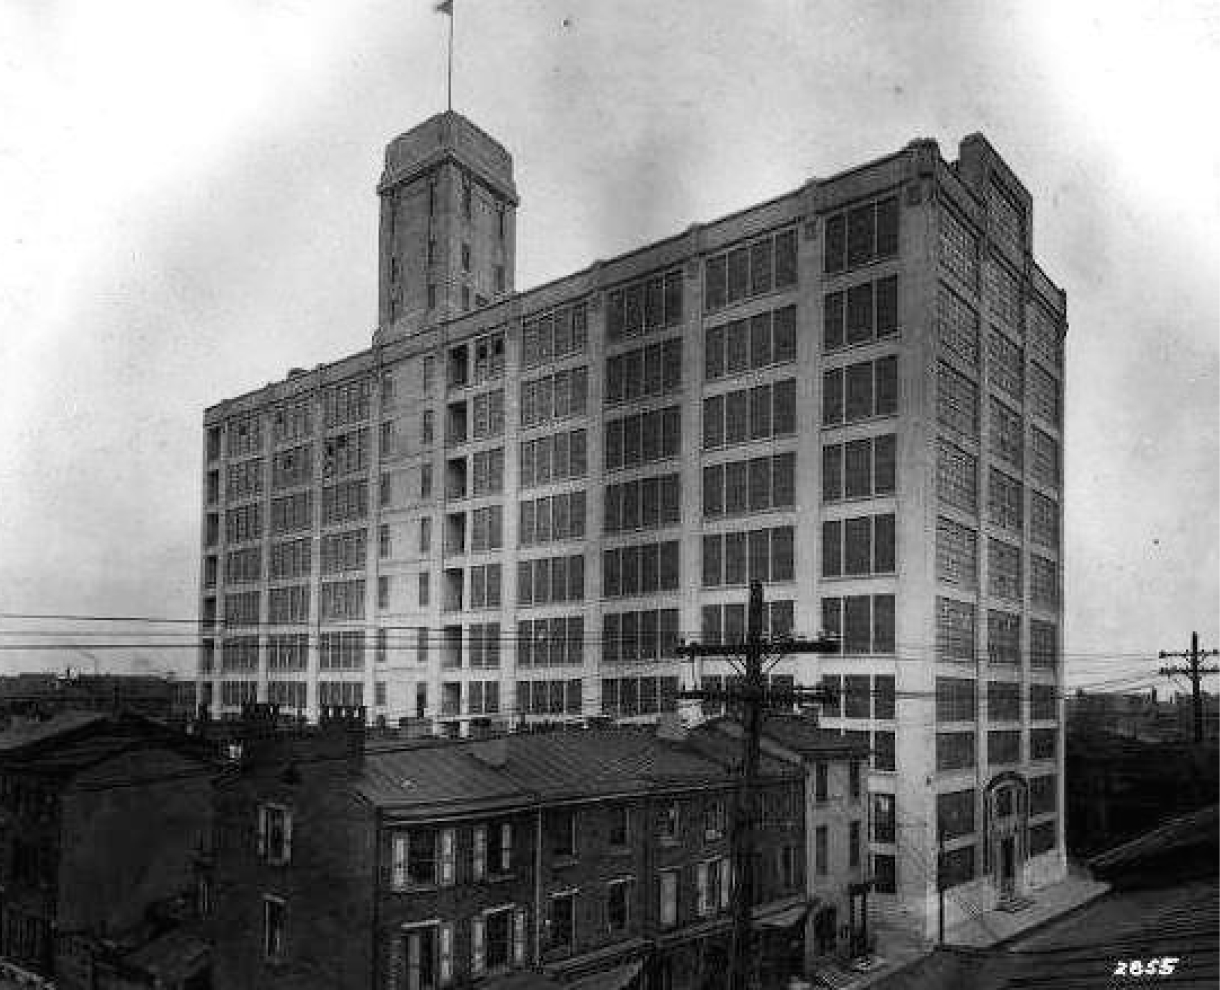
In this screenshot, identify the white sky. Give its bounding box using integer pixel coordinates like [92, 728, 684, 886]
[0, 0, 1216, 690]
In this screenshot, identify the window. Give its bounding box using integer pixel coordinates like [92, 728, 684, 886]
[517, 554, 585, 606]
[420, 464, 433, 498]
[321, 480, 368, 526]
[604, 474, 680, 533]
[849, 760, 862, 799]
[319, 630, 365, 670]
[937, 789, 975, 840]
[936, 677, 976, 722]
[263, 896, 286, 963]
[1030, 491, 1059, 549]
[520, 367, 588, 429]
[985, 260, 1022, 329]
[822, 357, 897, 425]
[607, 806, 630, 847]
[322, 428, 369, 478]
[704, 799, 727, 839]
[820, 595, 895, 655]
[822, 436, 895, 502]
[704, 526, 794, 586]
[936, 599, 975, 662]
[821, 515, 894, 578]
[1031, 727, 1058, 761]
[517, 616, 583, 668]
[607, 270, 684, 340]
[323, 379, 371, 428]
[815, 826, 828, 876]
[225, 546, 263, 584]
[606, 337, 682, 404]
[824, 198, 898, 274]
[269, 445, 314, 491]
[602, 609, 680, 663]
[937, 362, 978, 438]
[549, 893, 575, 950]
[1030, 683, 1057, 721]
[520, 428, 587, 487]
[1029, 773, 1057, 816]
[321, 579, 365, 620]
[988, 539, 1022, 602]
[403, 924, 442, 990]
[601, 541, 679, 597]
[658, 870, 678, 929]
[601, 676, 679, 717]
[1030, 427, 1060, 489]
[468, 622, 501, 668]
[517, 678, 583, 716]
[472, 448, 505, 496]
[815, 763, 828, 802]
[258, 804, 293, 864]
[988, 330, 1024, 401]
[703, 379, 796, 448]
[988, 730, 1021, 766]
[987, 469, 1023, 534]
[221, 636, 260, 673]
[872, 793, 895, 843]
[461, 242, 471, 272]
[521, 490, 587, 544]
[549, 810, 576, 858]
[321, 529, 367, 574]
[479, 821, 513, 877]
[935, 518, 977, 588]
[824, 278, 898, 350]
[658, 802, 679, 842]
[227, 413, 263, 457]
[849, 821, 862, 868]
[1030, 621, 1058, 670]
[989, 396, 1024, 471]
[873, 853, 896, 893]
[938, 284, 979, 366]
[936, 731, 975, 771]
[225, 504, 263, 544]
[269, 585, 309, 624]
[471, 389, 505, 439]
[482, 907, 512, 972]
[706, 452, 797, 519]
[605, 406, 681, 471]
[988, 610, 1021, 665]
[418, 572, 430, 607]
[223, 591, 260, 629]
[988, 680, 1021, 721]
[706, 228, 796, 312]
[521, 301, 589, 368]
[706, 305, 797, 378]
[1031, 556, 1058, 608]
[469, 565, 502, 610]
[607, 879, 633, 932]
[701, 600, 793, 645]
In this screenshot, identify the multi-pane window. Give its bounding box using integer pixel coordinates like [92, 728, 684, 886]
[823, 277, 898, 351]
[937, 789, 976, 840]
[607, 270, 684, 340]
[467, 622, 501, 669]
[985, 260, 1022, 330]
[824, 198, 898, 275]
[1030, 492, 1059, 549]
[989, 397, 1024, 471]
[321, 579, 365, 620]
[872, 794, 896, 843]
[604, 475, 680, 533]
[323, 379, 371, 428]
[705, 228, 797, 311]
[224, 591, 260, 628]
[937, 598, 976, 662]
[272, 399, 312, 444]
[704, 526, 795, 585]
[225, 547, 263, 584]
[517, 617, 584, 668]
[988, 680, 1021, 721]
[822, 358, 898, 425]
[601, 676, 680, 717]
[937, 362, 978, 438]
[469, 564, 502, 609]
[272, 445, 312, 490]
[517, 554, 585, 606]
[702, 600, 794, 644]
[1030, 684, 1057, 721]
[222, 635, 259, 671]
[1030, 821, 1057, 855]
[225, 504, 262, 544]
[1031, 727, 1058, 761]
[471, 390, 506, 440]
[1030, 428, 1060, 489]
[988, 331, 1024, 401]
[822, 436, 895, 502]
[1029, 774, 1057, 815]
[520, 368, 588, 429]
[1031, 556, 1058, 608]
[989, 180, 1025, 255]
[820, 595, 896, 654]
[604, 407, 681, 472]
[470, 506, 503, 552]
[321, 530, 366, 574]
[322, 481, 368, 526]
[226, 414, 263, 458]
[268, 585, 309, 624]
[936, 732, 975, 771]
[267, 680, 307, 709]
[936, 677, 976, 722]
[988, 730, 1021, 766]
[987, 469, 1024, 535]
[322, 428, 369, 478]
[517, 678, 583, 716]
[939, 208, 979, 289]
[703, 379, 796, 448]
[937, 284, 979, 366]
[602, 608, 681, 663]
[267, 633, 308, 671]
[937, 441, 977, 514]
[607, 880, 633, 933]
[319, 630, 364, 670]
[1028, 303, 1063, 371]
[988, 610, 1021, 665]
[1030, 621, 1058, 670]
[873, 854, 896, 894]
[606, 337, 682, 404]
[271, 492, 312, 535]
[226, 459, 263, 500]
[521, 300, 589, 368]
[705, 453, 796, 518]
[471, 449, 505, 496]
[520, 429, 587, 488]
[472, 332, 506, 383]
[520, 491, 587, 544]
[822, 515, 894, 577]
[988, 540, 1022, 602]
[602, 541, 680, 597]
[220, 681, 257, 707]
[706, 305, 798, 378]
[1029, 363, 1060, 425]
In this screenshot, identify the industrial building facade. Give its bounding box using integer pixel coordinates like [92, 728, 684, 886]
[197, 112, 1067, 933]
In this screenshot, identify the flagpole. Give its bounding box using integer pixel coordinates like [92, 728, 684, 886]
[446, 2, 454, 112]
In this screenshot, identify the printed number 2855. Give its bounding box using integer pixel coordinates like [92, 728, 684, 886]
[1113, 957, 1180, 977]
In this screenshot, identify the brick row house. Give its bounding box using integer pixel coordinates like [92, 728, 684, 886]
[209, 706, 870, 990]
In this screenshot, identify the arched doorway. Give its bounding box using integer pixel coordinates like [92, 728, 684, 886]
[983, 772, 1028, 904]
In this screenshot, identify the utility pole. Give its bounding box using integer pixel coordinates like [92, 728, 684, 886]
[1158, 632, 1219, 743]
[677, 580, 839, 990]
[937, 826, 946, 945]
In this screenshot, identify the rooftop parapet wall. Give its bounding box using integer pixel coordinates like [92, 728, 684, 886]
[379, 111, 518, 204]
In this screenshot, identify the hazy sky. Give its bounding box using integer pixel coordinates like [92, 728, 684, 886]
[0, 0, 1216, 689]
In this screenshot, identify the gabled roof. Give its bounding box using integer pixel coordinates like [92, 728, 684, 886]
[0, 710, 108, 753]
[695, 714, 869, 761]
[1089, 803, 1219, 873]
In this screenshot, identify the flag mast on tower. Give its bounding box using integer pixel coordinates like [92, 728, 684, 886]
[436, 0, 454, 112]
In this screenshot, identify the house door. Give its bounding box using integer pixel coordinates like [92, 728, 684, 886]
[1000, 836, 1016, 896]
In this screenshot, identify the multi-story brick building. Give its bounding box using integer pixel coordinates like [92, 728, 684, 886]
[210, 706, 814, 990]
[0, 712, 214, 989]
[197, 109, 1067, 937]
